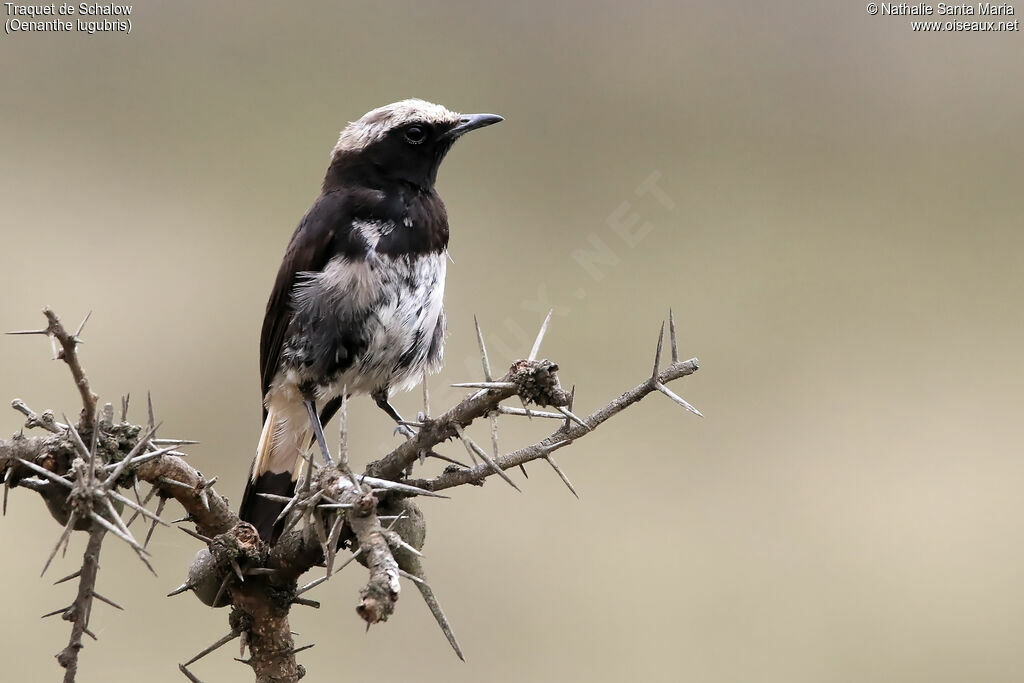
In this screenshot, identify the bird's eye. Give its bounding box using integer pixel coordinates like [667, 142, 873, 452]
[404, 125, 427, 144]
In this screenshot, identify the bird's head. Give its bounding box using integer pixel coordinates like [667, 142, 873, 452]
[327, 99, 502, 191]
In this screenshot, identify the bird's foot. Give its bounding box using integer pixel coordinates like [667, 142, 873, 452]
[394, 423, 417, 439]
[303, 398, 334, 467]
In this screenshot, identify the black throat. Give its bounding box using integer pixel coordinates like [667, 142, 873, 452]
[324, 155, 449, 258]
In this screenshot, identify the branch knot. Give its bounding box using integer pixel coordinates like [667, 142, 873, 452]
[509, 359, 570, 407]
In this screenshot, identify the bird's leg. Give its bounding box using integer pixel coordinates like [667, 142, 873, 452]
[372, 389, 416, 439]
[303, 394, 335, 467]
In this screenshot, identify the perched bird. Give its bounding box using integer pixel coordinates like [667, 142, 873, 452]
[239, 99, 502, 542]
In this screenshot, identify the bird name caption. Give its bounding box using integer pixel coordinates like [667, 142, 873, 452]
[865, 2, 1020, 30]
[4, 3, 132, 35]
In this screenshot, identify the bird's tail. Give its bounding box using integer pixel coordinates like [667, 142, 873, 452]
[238, 403, 311, 542]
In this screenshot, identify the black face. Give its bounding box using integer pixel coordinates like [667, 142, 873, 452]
[362, 121, 457, 189]
[327, 112, 502, 192]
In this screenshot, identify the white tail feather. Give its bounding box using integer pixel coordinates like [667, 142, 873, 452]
[251, 404, 311, 482]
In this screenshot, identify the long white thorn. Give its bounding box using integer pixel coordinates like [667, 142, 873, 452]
[320, 547, 363, 584]
[396, 539, 424, 558]
[544, 456, 579, 499]
[450, 381, 515, 390]
[255, 492, 294, 504]
[109, 490, 169, 528]
[668, 308, 679, 363]
[272, 494, 302, 526]
[655, 382, 704, 417]
[144, 496, 167, 549]
[167, 582, 194, 597]
[182, 631, 239, 667]
[358, 476, 449, 498]
[16, 458, 73, 488]
[63, 419, 91, 460]
[412, 575, 464, 661]
[324, 513, 346, 576]
[397, 568, 426, 585]
[90, 512, 156, 575]
[296, 574, 331, 596]
[6, 328, 50, 336]
[90, 591, 124, 611]
[41, 512, 78, 576]
[74, 310, 93, 339]
[556, 406, 590, 431]
[543, 439, 572, 454]
[529, 309, 554, 361]
[453, 424, 520, 492]
[652, 321, 665, 381]
[88, 413, 101, 483]
[103, 497, 139, 544]
[474, 315, 493, 381]
[386, 530, 424, 558]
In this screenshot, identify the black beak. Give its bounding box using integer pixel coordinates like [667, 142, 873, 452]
[445, 113, 504, 140]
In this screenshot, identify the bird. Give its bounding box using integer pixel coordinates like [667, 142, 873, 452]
[238, 99, 503, 542]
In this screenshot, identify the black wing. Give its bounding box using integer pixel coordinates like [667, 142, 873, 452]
[259, 191, 367, 416]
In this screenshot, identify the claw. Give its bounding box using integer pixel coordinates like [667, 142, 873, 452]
[394, 423, 417, 439]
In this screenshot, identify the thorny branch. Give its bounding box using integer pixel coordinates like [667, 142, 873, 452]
[55, 526, 105, 683]
[0, 307, 701, 682]
[403, 356, 700, 493]
[9, 309, 98, 432]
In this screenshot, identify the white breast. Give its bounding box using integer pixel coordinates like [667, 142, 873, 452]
[291, 243, 447, 400]
[364, 251, 447, 392]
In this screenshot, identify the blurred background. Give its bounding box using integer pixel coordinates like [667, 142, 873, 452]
[2, 2, 1022, 681]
